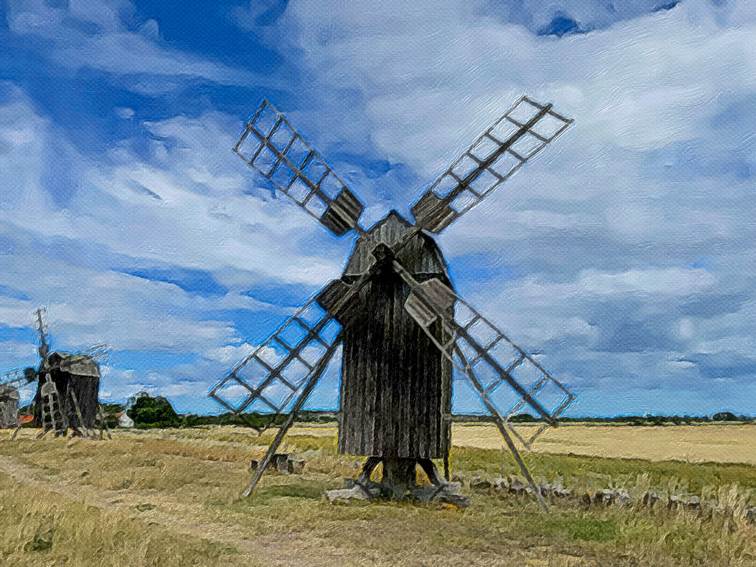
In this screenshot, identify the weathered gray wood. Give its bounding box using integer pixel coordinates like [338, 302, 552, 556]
[343, 211, 449, 278]
[33, 352, 101, 430]
[0, 385, 19, 429]
[68, 389, 91, 438]
[335, 212, 452, 460]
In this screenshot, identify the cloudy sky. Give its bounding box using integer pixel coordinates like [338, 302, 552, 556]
[1, 0, 754, 417]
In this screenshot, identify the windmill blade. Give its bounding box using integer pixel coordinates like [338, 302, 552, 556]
[240, 339, 340, 498]
[411, 96, 573, 233]
[393, 261, 575, 449]
[74, 343, 111, 364]
[209, 293, 344, 433]
[452, 341, 548, 511]
[34, 307, 50, 359]
[234, 99, 365, 236]
[1, 368, 28, 388]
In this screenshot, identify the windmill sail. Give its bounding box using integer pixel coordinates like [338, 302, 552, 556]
[76, 343, 111, 364]
[396, 262, 574, 449]
[234, 99, 365, 236]
[0, 368, 29, 388]
[209, 294, 343, 432]
[411, 96, 573, 233]
[35, 307, 50, 359]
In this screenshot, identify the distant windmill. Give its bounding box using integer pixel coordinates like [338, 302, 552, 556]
[0, 373, 21, 429]
[210, 96, 576, 508]
[0, 308, 111, 439]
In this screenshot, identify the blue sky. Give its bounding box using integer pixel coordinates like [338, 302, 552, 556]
[1, 0, 754, 417]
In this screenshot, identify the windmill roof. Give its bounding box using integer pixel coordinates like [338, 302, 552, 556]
[45, 352, 101, 377]
[0, 384, 19, 400]
[343, 211, 451, 280]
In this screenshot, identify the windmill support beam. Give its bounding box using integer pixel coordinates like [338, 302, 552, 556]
[453, 345, 548, 512]
[241, 335, 342, 498]
[334, 456, 467, 506]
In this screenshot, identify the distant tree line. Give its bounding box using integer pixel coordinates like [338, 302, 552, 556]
[118, 393, 339, 429]
[26, 393, 750, 429]
[451, 411, 751, 425]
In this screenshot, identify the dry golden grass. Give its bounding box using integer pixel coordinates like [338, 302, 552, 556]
[0, 469, 244, 567]
[114, 422, 756, 465]
[1, 425, 754, 566]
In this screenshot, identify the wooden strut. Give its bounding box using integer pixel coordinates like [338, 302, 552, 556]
[69, 388, 91, 438]
[453, 344, 548, 512]
[38, 374, 67, 439]
[354, 457, 448, 500]
[241, 334, 343, 498]
[97, 404, 113, 440]
[385, 255, 550, 509]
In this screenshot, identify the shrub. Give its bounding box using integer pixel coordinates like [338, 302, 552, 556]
[127, 393, 180, 428]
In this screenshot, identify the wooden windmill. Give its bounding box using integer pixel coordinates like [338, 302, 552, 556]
[0, 308, 111, 439]
[0, 376, 21, 429]
[210, 96, 576, 508]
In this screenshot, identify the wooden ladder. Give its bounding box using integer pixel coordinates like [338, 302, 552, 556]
[38, 374, 67, 438]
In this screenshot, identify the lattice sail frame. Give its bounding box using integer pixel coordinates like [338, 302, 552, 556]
[399, 268, 575, 449]
[412, 96, 573, 233]
[209, 296, 342, 432]
[234, 99, 365, 236]
[0, 368, 27, 389]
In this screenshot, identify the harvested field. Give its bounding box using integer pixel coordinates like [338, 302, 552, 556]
[201, 422, 756, 465]
[451, 423, 756, 465]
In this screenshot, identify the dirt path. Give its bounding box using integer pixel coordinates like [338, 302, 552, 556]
[0, 454, 343, 567]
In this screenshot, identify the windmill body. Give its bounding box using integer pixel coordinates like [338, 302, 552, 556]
[0, 384, 19, 429]
[211, 96, 577, 505]
[334, 212, 453, 469]
[33, 351, 101, 430]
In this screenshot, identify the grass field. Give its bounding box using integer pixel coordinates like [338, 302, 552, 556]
[0, 423, 753, 566]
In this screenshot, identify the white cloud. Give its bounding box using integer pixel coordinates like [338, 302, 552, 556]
[0, 88, 346, 290]
[6, 0, 274, 92]
[0, 83, 349, 405]
[115, 107, 135, 119]
[577, 268, 717, 297]
[0, 340, 37, 367]
[204, 343, 256, 365]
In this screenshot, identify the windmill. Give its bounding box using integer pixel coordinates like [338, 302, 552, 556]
[0, 369, 22, 428]
[0, 308, 111, 439]
[210, 96, 576, 508]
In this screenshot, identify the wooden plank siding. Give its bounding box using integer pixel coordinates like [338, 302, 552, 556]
[335, 212, 453, 459]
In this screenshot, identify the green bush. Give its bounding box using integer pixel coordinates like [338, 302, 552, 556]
[711, 411, 740, 422]
[127, 393, 180, 428]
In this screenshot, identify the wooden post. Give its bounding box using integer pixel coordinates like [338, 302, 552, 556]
[69, 389, 91, 438]
[241, 336, 341, 498]
[454, 345, 548, 511]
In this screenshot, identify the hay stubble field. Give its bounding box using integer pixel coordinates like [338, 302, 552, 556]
[0, 423, 754, 566]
